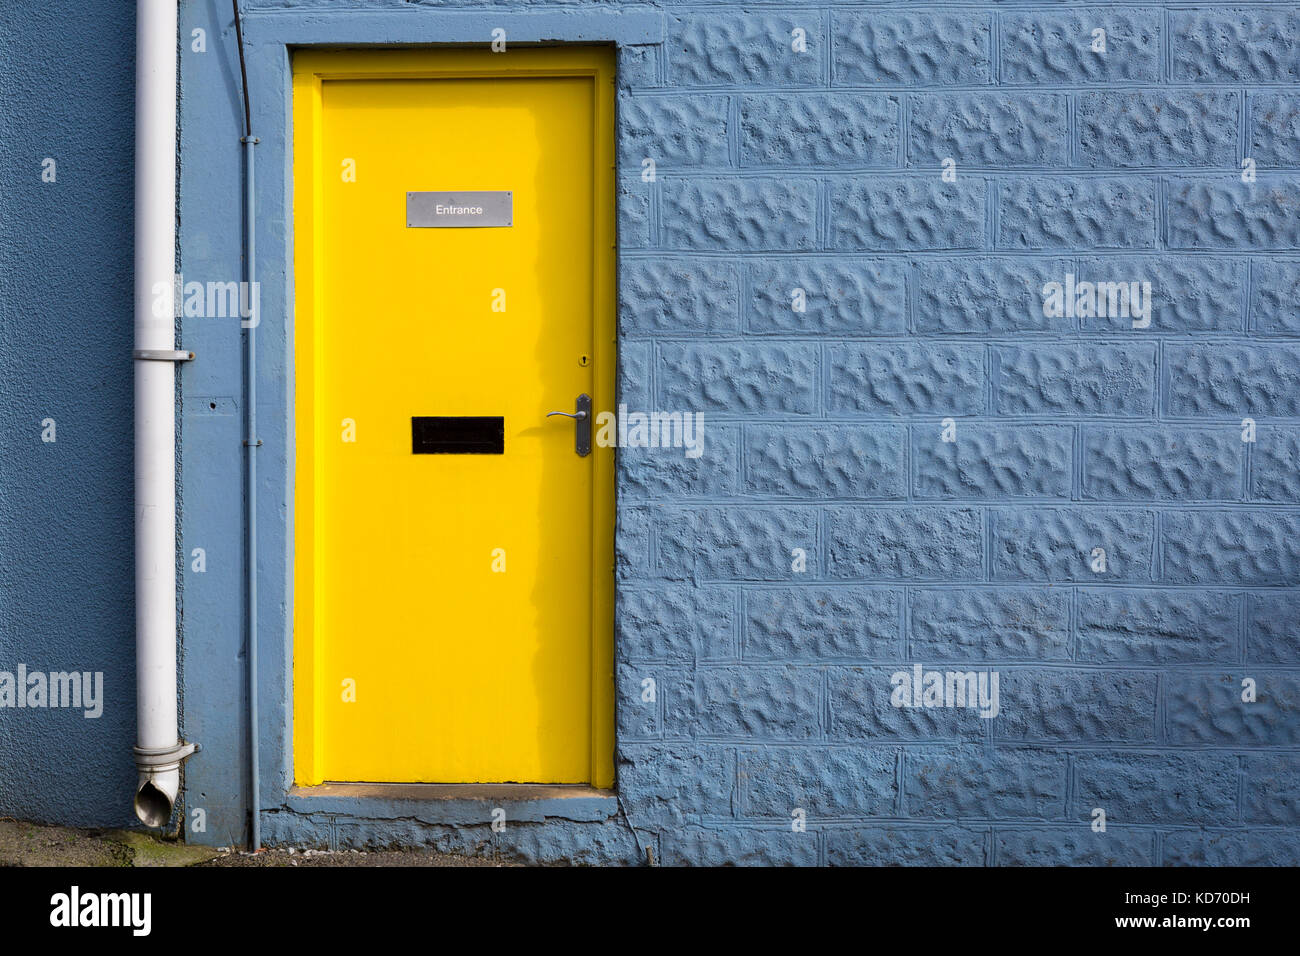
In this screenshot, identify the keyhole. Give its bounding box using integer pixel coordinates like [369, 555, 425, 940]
[579, 354, 589, 367]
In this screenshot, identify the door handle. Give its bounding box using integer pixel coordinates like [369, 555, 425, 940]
[546, 393, 591, 456]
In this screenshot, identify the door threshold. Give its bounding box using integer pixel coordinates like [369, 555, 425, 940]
[294, 782, 613, 801]
[285, 782, 618, 824]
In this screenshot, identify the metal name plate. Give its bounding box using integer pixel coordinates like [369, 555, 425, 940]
[406, 191, 513, 228]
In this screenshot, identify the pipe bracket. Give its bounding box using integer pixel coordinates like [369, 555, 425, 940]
[134, 349, 195, 362]
[133, 740, 199, 772]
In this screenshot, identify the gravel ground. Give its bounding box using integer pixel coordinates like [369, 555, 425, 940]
[0, 819, 515, 867]
[202, 846, 517, 867]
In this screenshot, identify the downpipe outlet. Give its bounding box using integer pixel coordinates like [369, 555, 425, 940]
[133, 741, 198, 827]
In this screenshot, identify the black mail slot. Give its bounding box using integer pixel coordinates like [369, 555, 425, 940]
[411, 416, 504, 454]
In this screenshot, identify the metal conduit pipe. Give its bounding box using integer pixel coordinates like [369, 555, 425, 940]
[232, 0, 262, 851]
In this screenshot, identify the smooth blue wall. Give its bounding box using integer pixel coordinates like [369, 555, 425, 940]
[0, 2, 139, 827]
[6, 0, 1300, 864]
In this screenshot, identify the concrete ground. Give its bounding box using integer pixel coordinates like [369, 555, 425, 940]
[0, 818, 514, 867]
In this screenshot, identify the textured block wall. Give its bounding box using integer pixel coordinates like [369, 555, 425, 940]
[609, 1, 1300, 866]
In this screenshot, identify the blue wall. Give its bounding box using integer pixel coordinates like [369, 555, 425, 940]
[613, 0, 1300, 866]
[0, 2, 139, 827]
[5, 0, 1300, 864]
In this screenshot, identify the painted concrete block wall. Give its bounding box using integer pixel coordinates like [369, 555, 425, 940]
[238, 0, 1300, 865]
[607, 1, 1300, 866]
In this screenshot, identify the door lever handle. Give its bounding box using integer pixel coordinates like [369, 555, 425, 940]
[545, 393, 591, 456]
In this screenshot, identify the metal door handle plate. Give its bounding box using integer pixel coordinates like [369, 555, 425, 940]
[545, 394, 591, 456]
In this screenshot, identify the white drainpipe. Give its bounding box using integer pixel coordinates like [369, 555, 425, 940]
[132, 0, 195, 827]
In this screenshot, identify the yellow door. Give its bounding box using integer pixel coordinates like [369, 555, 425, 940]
[292, 49, 615, 787]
